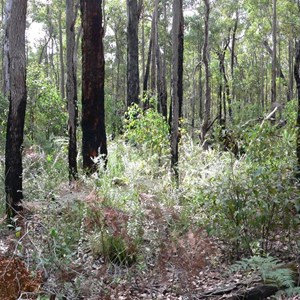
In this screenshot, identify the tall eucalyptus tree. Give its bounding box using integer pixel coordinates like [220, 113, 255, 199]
[80, 0, 107, 173]
[170, 0, 184, 183]
[4, 0, 27, 218]
[126, 0, 142, 106]
[66, 0, 78, 181]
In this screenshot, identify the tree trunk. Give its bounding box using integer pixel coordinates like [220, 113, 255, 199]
[126, 0, 141, 106]
[150, 11, 156, 94]
[294, 40, 300, 178]
[202, 0, 211, 142]
[66, 0, 78, 181]
[80, 0, 107, 173]
[59, 7, 65, 99]
[170, 0, 184, 183]
[158, 48, 168, 118]
[288, 38, 294, 101]
[271, 0, 277, 116]
[143, 13, 154, 110]
[4, 0, 27, 218]
[218, 48, 231, 122]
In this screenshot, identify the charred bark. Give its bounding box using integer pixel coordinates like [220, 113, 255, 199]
[4, 0, 27, 218]
[80, 0, 107, 173]
[170, 0, 184, 183]
[66, 0, 78, 181]
[126, 0, 141, 106]
[294, 40, 300, 178]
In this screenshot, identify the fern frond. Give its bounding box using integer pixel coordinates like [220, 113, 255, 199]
[230, 255, 296, 289]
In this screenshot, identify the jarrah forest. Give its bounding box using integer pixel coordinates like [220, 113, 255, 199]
[1, 0, 300, 299]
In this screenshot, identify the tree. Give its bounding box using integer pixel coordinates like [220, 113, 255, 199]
[80, 0, 107, 173]
[201, 0, 211, 143]
[126, 0, 141, 107]
[294, 41, 300, 178]
[66, 0, 79, 181]
[170, 0, 184, 183]
[271, 0, 277, 117]
[58, 5, 65, 100]
[4, 0, 27, 218]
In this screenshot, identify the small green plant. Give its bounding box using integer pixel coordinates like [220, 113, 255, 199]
[123, 103, 169, 159]
[230, 255, 296, 289]
[89, 229, 139, 266]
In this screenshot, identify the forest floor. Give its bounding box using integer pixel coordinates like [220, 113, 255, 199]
[0, 180, 300, 300]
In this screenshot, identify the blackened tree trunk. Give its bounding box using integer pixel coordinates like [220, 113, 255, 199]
[80, 0, 107, 173]
[66, 0, 78, 181]
[4, 0, 27, 218]
[170, 0, 184, 183]
[294, 41, 300, 178]
[126, 0, 141, 106]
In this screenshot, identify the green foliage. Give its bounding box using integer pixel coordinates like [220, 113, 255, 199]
[123, 104, 169, 159]
[105, 93, 124, 138]
[200, 125, 297, 253]
[26, 63, 67, 144]
[178, 105, 299, 254]
[89, 229, 139, 266]
[230, 256, 296, 289]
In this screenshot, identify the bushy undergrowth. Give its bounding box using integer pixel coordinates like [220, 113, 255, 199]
[179, 120, 298, 255]
[23, 137, 69, 201]
[1, 100, 299, 298]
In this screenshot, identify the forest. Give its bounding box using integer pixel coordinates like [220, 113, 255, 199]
[1, 0, 300, 299]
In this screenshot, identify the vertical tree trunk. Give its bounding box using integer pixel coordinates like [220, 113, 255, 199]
[1, 0, 4, 93]
[230, 9, 238, 111]
[66, 0, 78, 181]
[294, 40, 300, 177]
[199, 62, 203, 121]
[202, 0, 211, 142]
[4, 0, 27, 218]
[59, 7, 65, 99]
[192, 61, 201, 137]
[288, 38, 294, 102]
[143, 29, 152, 110]
[261, 50, 265, 112]
[170, 0, 184, 183]
[112, 28, 121, 136]
[126, 0, 141, 106]
[80, 0, 107, 173]
[162, 0, 168, 118]
[150, 11, 156, 94]
[143, 10, 154, 101]
[141, 14, 145, 91]
[154, 0, 167, 118]
[158, 48, 168, 118]
[271, 0, 277, 115]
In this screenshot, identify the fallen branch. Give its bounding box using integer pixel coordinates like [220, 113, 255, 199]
[259, 106, 278, 128]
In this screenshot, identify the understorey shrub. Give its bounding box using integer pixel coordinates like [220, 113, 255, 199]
[195, 119, 298, 255]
